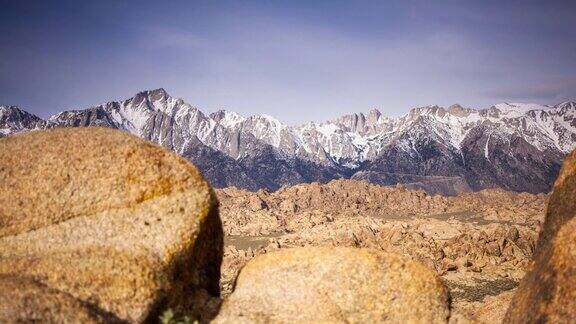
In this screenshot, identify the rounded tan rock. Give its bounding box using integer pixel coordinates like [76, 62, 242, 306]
[0, 127, 223, 322]
[215, 247, 450, 323]
[505, 218, 576, 323]
[505, 150, 576, 323]
[533, 149, 576, 248]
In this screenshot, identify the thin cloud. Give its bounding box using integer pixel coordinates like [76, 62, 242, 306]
[484, 77, 576, 103]
[0, 1, 574, 123]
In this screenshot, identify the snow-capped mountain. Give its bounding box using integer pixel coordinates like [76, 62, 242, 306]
[0, 105, 45, 136]
[1, 88, 575, 195]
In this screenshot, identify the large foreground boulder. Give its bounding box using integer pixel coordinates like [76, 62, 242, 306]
[0, 127, 223, 322]
[215, 247, 449, 323]
[505, 150, 576, 323]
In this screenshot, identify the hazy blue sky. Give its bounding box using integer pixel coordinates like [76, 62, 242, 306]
[1, 0, 575, 124]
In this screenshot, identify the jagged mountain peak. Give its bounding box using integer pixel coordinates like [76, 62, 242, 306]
[1, 105, 21, 115]
[448, 103, 464, 109]
[249, 113, 284, 125]
[485, 102, 551, 118]
[554, 101, 576, 114]
[210, 110, 289, 134]
[133, 87, 169, 100]
[0, 106, 42, 127]
[556, 101, 576, 108]
[493, 102, 551, 110]
[366, 108, 382, 123]
[404, 104, 447, 118]
[1, 105, 34, 115]
[0, 105, 44, 136]
[447, 104, 472, 117]
[210, 110, 246, 128]
[124, 88, 172, 110]
[331, 108, 391, 135]
[1, 90, 575, 194]
[367, 108, 382, 115]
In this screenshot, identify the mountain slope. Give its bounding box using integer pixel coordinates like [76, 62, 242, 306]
[7, 89, 344, 190]
[1, 89, 574, 194]
[0, 106, 45, 137]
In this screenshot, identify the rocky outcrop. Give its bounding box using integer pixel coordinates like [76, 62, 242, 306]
[352, 171, 472, 196]
[451, 290, 516, 323]
[215, 247, 449, 323]
[216, 179, 548, 323]
[0, 127, 223, 322]
[217, 179, 547, 237]
[505, 150, 576, 323]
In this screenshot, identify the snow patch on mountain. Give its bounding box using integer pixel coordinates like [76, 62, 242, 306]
[492, 102, 552, 118]
[2, 89, 576, 171]
[217, 111, 246, 128]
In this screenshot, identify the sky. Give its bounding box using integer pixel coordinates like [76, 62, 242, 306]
[0, 0, 575, 124]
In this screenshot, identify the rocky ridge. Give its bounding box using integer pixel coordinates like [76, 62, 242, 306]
[1, 89, 575, 194]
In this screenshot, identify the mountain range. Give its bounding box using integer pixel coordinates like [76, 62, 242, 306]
[1, 88, 574, 195]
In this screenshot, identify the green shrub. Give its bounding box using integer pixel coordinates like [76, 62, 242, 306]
[159, 309, 195, 324]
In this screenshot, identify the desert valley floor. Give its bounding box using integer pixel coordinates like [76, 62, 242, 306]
[217, 179, 548, 322]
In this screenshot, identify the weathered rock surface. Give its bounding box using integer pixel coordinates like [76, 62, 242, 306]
[218, 180, 546, 237]
[505, 150, 576, 323]
[532, 150, 576, 248]
[0, 127, 223, 322]
[450, 290, 515, 323]
[215, 247, 450, 323]
[217, 180, 545, 296]
[0, 274, 120, 323]
[215, 179, 549, 323]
